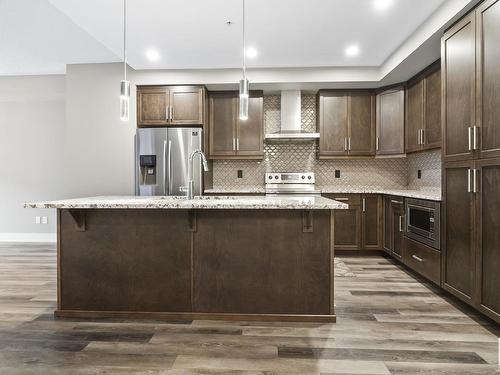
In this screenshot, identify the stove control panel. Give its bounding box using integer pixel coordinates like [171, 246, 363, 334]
[265, 172, 315, 184]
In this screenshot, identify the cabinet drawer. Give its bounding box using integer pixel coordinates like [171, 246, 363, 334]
[323, 194, 361, 207]
[404, 237, 441, 285]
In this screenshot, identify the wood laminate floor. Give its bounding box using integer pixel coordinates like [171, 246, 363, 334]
[0, 243, 499, 374]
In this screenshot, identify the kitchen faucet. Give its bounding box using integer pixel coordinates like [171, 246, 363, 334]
[187, 150, 209, 199]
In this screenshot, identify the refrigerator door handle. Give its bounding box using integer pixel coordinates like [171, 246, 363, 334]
[163, 140, 167, 195]
[167, 140, 172, 195]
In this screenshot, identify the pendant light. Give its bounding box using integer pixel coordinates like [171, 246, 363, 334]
[120, 0, 130, 122]
[239, 0, 249, 120]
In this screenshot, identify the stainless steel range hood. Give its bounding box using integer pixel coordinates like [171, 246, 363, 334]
[264, 90, 320, 140]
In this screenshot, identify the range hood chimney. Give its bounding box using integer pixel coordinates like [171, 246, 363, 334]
[265, 90, 320, 140]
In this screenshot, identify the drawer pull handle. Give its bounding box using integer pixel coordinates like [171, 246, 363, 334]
[412, 255, 423, 262]
[391, 200, 402, 204]
[335, 198, 349, 201]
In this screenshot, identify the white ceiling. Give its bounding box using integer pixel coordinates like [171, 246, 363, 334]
[0, 0, 478, 85]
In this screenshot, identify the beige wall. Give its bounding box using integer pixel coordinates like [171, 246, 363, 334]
[0, 75, 65, 241]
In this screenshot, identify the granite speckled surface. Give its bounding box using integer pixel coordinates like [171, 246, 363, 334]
[204, 188, 441, 201]
[25, 195, 347, 210]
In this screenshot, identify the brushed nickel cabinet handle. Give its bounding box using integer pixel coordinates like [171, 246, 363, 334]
[236, 138, 240, 151]
[170, 106, 174, 120]
[335, 197, 349, 201]
[344, 137, 347, 151]
[421, 129, 425, 145]
[468, 127, 472, 151]
[473, 168, 478, 193]
[232, 138, 236, 151]
[391, 200, 402, 204]
[399, 215, 403, 232]
[412, 254, 423, 262]
[473, 126, 479, 150]
[362, 198, 366, 212]
[467, 168, 471, 193]
[348, 137, 351, 151]
[166, 106, 169, 120]
[417, 129, 421, 145]
[376, 137, 380, 151]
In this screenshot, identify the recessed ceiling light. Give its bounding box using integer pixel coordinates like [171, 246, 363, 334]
[373, 0, 393, 11]
[345, 44, 360, 57]
[246, 47, 258, 59]
[145, 49, 160, 61]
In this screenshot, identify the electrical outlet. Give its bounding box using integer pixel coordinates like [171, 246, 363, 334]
[237, 170, 243, 178]
[335, 170, 341, 178]
[418, 170, 422, 179]
[42, 216, 48, 225]
[35, 216, 41, 224]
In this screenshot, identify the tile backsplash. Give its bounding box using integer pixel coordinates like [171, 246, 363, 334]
[212, 93, 441, 192]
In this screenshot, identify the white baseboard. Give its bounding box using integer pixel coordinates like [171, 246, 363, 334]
[0, 233, 57, 243]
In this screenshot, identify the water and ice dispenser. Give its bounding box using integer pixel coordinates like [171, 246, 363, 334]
[139, 155, 157, 185]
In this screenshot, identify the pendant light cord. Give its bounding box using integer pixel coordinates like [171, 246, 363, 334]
[123, 0, 127, 81]
[242, 0, 246, 78]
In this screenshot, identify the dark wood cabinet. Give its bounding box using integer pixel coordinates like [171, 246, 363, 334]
[442, 14, 476, 162]
[382, 196, 404, 259]
[442, 161, 476, 304]
[361, 195, 382, 250]
[406, 80, 424, 153]
[208, 91, 263, 159]
[424, 68, 442, 150]
[318, 91, 374, 158]
[475, 157, 500, 322]
[376, 88, 405, 156]
[324, 194, 381, 252]
[329, 195, 361, 251]
[318, 92, 349, 157]
[404, 237, 441, 285]
[476, 0, 500, 160]
[440, 0, 500, 324]
[405, 63, 442, 153]
[137, 85, 205, 127]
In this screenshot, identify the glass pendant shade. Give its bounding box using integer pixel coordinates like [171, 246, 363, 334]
[120, 80, 130, 122]
[239, 78, 249, 120]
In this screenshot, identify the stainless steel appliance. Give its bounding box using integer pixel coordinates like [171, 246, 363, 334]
[265, 172, 320, 195]
[405, 198, 441, 249]
[136, 128, 203, 196]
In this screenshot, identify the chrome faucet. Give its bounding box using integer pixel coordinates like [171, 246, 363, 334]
[187, 150, 209, 199]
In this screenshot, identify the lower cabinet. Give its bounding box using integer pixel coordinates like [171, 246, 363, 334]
[404, 237, 441, 285]
[325, 194, 382, 251]
[385, 197, 405, 260]
[442, 158, 500, 323]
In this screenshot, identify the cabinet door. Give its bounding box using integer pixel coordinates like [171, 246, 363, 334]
[209, 93, 236, 157]
[391, 202, 405, 260]
[442, 14, 476, 161]
[476, 158, 500, 323]
[236, 95, 264, 157]
[326, 194, 361, 251]
[424, 68, 442, 150]
[476, 0, 500, 159]
[442, 161, 475, 304]
[383, 196, 392, 253]
[318, 93, 348, 157]
[406, 80, 424, 153]
[376, 89, 405, 155]
[348, 93, 375, 156]
[169, 86, 204, 125]
[361, 195, 382, 250]
[137, 87, 169, 126]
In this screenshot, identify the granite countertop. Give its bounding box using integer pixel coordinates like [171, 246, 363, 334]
[205, 188, 441, 201]
[25, 195, 348, 210]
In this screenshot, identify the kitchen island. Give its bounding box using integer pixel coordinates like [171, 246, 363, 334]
[27, 195, 347, 322]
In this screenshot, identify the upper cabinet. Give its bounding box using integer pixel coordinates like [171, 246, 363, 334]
[137, 85, 205, 127]
[208, 91, 264, 159]
[317, 90, 375, 159]
[443, 0, 500, 162]
[376, 87, 405, 156]
[405, 63, 442, 153]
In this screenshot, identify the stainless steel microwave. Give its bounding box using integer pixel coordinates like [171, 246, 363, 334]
[405, 198, 441, 250]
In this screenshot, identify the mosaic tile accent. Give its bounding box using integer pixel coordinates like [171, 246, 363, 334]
[213, 93, 441, 193]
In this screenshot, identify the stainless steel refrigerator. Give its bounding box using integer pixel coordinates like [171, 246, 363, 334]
[135, 128, 203, 196]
